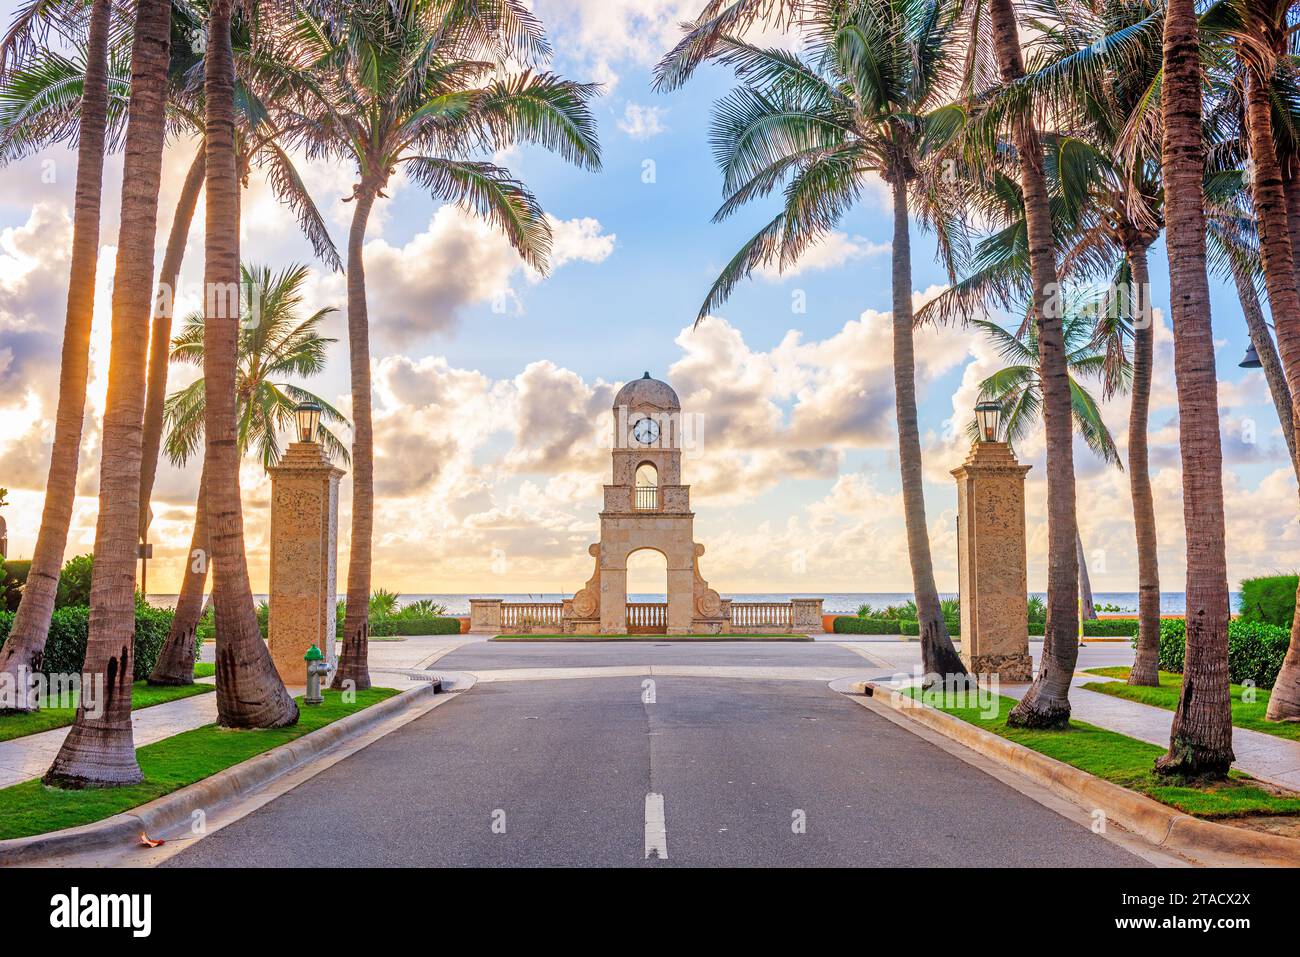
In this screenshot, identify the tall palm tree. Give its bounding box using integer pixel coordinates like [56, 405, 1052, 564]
[201, 0, 298, 728]
[1154, 0, 1234, 776]
[0, 0, 116, 714]
[43, 0, 172, 787]
[137, 0, 342, 566]
[283, 0, 601, 690]
[665, 0, 968, 678]
[1217, 0, 1300, 723]
[149, 263, 348, 685]
[979, 0, 1081, 729]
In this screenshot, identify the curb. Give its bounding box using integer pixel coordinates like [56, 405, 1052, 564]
[849, 681, 1300, 867]
[0, 680, 444, 866]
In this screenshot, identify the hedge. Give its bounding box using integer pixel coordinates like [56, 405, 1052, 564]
[1083, 618, 1139, 637]
[1239, 575, 1297, 629]
[1153, 618, 1290, 689]
[896, 619, 962, 637]
[834, 617, 901, 634]
[370, 616, 461, 637]
[0, 604, 184, 680]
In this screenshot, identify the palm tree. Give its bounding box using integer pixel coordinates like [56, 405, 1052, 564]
[1153, 0, 1234, 776]
[664, 0, 967, 678]
[282, 0, 601, 690]
[150, 262, 348, 685]
[137, 0, 342, 566]
[43, 0, 173, 787]
[200, 0, 297, 729]
[976, 0, 1080, 729]
[1214, 0, 1300, 723]
[0, 0, 115, 714]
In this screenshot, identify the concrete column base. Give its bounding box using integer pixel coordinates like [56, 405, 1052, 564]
[965, 652, 1034, 683]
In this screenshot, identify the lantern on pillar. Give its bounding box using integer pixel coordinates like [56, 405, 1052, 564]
[974, 400, 1003, 443]
[295, 401, 323, 444]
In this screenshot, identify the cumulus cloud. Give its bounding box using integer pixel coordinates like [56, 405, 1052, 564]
[753, 232, 890, 281]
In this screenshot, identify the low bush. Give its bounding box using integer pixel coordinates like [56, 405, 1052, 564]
[0, 559, 29, 612]
[1238, 574, 1297, 628]
[369, 615, 460, 637]
[1083, 618, 1139, 637]
[1153, 618, 1290, 688]
[0, 602, 184, 679]
[896, 618, 960, 637]
[833, 616, 900, 634]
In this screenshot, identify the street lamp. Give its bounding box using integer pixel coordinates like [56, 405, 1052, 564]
[295, 401, 322, 444]
[1239, 341, 1263, 369]
[974, 400, 1003, 443]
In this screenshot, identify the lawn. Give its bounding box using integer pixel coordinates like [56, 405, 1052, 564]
[1083, 667, 1300, 744]
[904, 688, 1300, 819]
[0, 665, 218, 744]
[0, 686, 398, 840]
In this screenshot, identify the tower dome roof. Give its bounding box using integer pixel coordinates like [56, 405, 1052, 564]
[613, 372, 680, 412]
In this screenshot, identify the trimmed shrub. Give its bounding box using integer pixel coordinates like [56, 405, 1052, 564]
[1027, 621, 1044, 636]
[1151, 618, 1290, 688]
[899, 619, 920, 636]
[1239, 574, 1297, 628]
[834, 616, 901, 635]
[0, 603, 182, 679]
[369, 615, 460, 637]
[1083, 618, 1139, 638]
[55, 553, 94, 609]
[1, 559, 29, 612]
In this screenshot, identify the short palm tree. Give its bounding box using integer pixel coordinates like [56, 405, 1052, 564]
[281, 0, 601, 690]
[149, 262, 348, 686]
[682, 0, 968, 679]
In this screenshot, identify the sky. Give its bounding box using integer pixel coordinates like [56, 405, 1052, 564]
[0, 0, 1296, 598]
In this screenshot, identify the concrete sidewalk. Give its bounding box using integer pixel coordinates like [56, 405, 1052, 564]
[0, 635, 472, 789]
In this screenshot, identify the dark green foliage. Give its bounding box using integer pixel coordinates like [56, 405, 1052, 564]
[1151, 618, 1290, 688]
[1238, 575, 1297, 628]
[0, 603, 187, 679]
[55, 553, 94, 609]
[834, 616, 901, 634]
[369, 616, 461, 637]
[1083, 618, 1139, 637]
[0, 559, 29, 611]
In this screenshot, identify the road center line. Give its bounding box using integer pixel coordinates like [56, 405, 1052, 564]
[644, 792, 668, 860]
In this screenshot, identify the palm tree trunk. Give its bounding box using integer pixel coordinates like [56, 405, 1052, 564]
[1076, 532, 1096, 620]
[203, 0, 297, 728]
[1227, 253, 1296, 473]
[1126, 245, 1162, 687]
[890, 172, 965, 679]
[1151, 0, 1233, 776]
[987, 0, 1079, 729]
[43, 0, 172, 787]
[333, 179, 379, 691]
[138, 147, 205, 551]
[0, 0, 112, 714]
[148, 466, 209, 685]
[1242, 60, 1300, 725]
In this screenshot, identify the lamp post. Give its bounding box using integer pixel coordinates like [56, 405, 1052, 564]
[1239, 341, 1263, 369]
[974, 400, 1002, 442]
[267, 401, 344, 684]
[951, 400, 1032, 681]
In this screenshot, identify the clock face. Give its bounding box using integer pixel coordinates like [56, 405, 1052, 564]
[632, 416, 660, 445]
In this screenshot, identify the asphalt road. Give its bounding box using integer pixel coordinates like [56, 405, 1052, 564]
[429, 638, 873, 670]
[164, 674, 1146, 867]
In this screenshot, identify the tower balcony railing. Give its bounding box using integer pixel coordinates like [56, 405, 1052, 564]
[634, 485, 660, 511]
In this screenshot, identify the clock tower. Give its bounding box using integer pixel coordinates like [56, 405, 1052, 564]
[565, 373, 723, 634]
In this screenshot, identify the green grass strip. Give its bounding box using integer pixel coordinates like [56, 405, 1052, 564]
[0, 668, 217, 744]
[1083, 667, 1300, 744]
[904, 688, 1300, 819]
[0, 687, 398, 840]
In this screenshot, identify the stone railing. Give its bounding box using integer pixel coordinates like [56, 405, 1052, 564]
[469, 596, 825, 635]
[727, 598, 822, 634]
[470, 599, 563, 634]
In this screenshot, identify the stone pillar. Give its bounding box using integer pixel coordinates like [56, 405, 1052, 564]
[951, 442, 1033, 681]
[469, 599, 503, 634]
[267, 442, 343, 685]
[791, 598, 824, 634]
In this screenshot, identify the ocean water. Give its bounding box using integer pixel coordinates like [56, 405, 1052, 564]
[145, 591, 1237, 616]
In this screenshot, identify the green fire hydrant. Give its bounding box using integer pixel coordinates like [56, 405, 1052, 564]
[304, 644, 329, 705]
